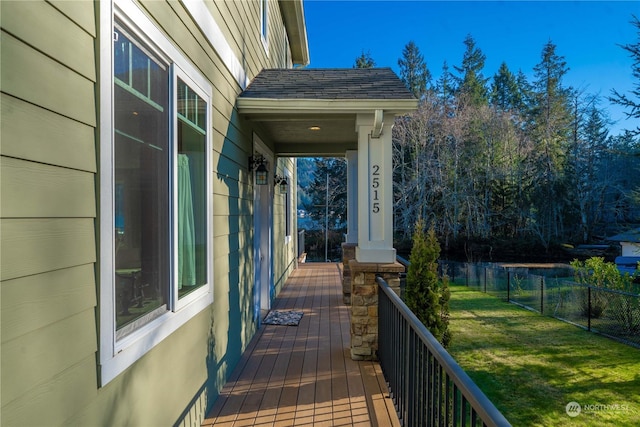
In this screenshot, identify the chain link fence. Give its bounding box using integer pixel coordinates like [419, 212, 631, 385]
[438, 261, 640, 348]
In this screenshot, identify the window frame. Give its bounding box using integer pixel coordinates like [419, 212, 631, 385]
[99, 0, 213, 386]
[172, 67, 212, 311]
[260, 0, 269, 54]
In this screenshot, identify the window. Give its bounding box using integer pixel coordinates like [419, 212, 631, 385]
[100, 0, 213, 385]
[113, 22, 170, 336]
[260, 0, 268, 51]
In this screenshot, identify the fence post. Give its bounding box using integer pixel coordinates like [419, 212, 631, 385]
[451, 262, 455, 283]
[588, 286, 592, 331]
[507, 271, 510, 302]
[484, 267, 487, 293]
[466, 263, 469, 287]
[538, 277, 543, 314]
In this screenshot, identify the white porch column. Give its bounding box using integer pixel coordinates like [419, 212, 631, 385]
[345, 150, 358, 244]
[355, 112, 396, 263]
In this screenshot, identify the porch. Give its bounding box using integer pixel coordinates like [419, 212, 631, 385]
[203, 263, 400, 426]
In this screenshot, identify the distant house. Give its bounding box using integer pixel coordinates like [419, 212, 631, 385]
[608, 228, 640, 275]
[1, 1, 415, 426]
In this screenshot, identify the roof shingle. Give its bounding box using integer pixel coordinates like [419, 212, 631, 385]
[239, 68, 415, 100]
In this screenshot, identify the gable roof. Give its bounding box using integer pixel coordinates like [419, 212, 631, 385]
[239, 68, 415, 100]
[236, 68, 417, 156]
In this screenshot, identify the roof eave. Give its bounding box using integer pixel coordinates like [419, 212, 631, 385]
[279, 0, 310, 67]
[237, 97, 419, 115]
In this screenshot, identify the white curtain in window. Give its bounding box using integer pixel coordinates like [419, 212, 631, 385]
[178, 154, 196, 288]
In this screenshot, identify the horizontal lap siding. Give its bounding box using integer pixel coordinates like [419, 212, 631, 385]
[0, 1, 98, 426]
[1, 0, 298, 425]
[0, 157, 96, 218]
[0, 94, 96, 172]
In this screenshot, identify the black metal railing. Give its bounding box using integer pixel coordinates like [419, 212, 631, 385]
[377, 276, 511, 427]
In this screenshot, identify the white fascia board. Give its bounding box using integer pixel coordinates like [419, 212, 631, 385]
[237, 98, 418, 115]
[279, 0, 310, 66]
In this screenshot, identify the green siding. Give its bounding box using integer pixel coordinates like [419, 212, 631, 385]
[0, 94, 96, 172]
[2, 356, 99, 427]
[1, 309, 97, 406]
[0, 0, 299, 425]
[0, 218, 96, 282]
[0, 157, 96, 218]
[1, 265, 96, 343]
[48, 0, 97, 36]
[1, 0, 96, 81]
[0, 31, 96, 127]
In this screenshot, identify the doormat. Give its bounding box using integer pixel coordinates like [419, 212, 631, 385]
[263, 310, 304, 326]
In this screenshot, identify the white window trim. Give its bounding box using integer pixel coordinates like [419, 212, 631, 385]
[172, 66, 213, 312]
[99, 0, 213, 386]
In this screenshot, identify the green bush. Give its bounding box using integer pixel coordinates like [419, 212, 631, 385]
[571, 257, 637, 292]
[404, 220, 451, 347]
[570, 257, 639, 320]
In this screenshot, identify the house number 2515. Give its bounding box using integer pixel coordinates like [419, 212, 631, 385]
[371, 164, 380, 213]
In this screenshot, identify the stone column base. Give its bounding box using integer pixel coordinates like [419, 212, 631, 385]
[349, 260, 403, 361]
[341, 243, 357, 305]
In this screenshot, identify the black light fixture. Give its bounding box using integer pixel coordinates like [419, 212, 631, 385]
[274, 175, 289, 193]
[248, 155, 269, 185]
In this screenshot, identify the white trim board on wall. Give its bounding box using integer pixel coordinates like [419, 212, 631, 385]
[182, 0, 249, 89]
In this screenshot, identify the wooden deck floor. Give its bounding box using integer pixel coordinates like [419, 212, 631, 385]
[203, 263, 400, 427]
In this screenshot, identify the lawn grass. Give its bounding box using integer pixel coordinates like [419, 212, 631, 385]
[447, 284, 640, 427]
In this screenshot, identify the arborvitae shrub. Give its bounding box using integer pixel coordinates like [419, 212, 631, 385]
[404, 219, 451, 347]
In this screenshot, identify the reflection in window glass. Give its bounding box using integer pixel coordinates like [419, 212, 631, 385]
[114, 22, 170, 334]
[177, 79, 207, 299]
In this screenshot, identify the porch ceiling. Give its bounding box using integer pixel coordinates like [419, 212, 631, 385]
[237, 68, 417, 157]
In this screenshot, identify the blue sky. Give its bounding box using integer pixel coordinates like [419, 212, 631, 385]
[303, 1, 639, 136]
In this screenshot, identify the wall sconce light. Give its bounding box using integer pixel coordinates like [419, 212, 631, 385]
[274, 175, 289, 193]
[248, 155, 269, 185]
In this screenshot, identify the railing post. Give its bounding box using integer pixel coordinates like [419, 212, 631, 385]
[377, 276, 512, 427]
[588, 286, 592, 331]
[540, 277, 544, 314]
[507, 271, 510, 302]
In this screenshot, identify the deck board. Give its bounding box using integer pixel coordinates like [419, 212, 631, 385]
[203, 263, 400, 427]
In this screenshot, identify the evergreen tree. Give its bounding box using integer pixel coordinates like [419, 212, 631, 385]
[490, 62, 521, 112]
[528, 40, 573, 248]
[454, 34, 489, 106]
[435, 61, 456, 114]
[404, 220, 451, 347]
[398, 41, 431, 99]
[354, 50, 376, 69]
[515, 70, 534, 118]
[568, 99, 610, 242]
[610, 15, 640, 135]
